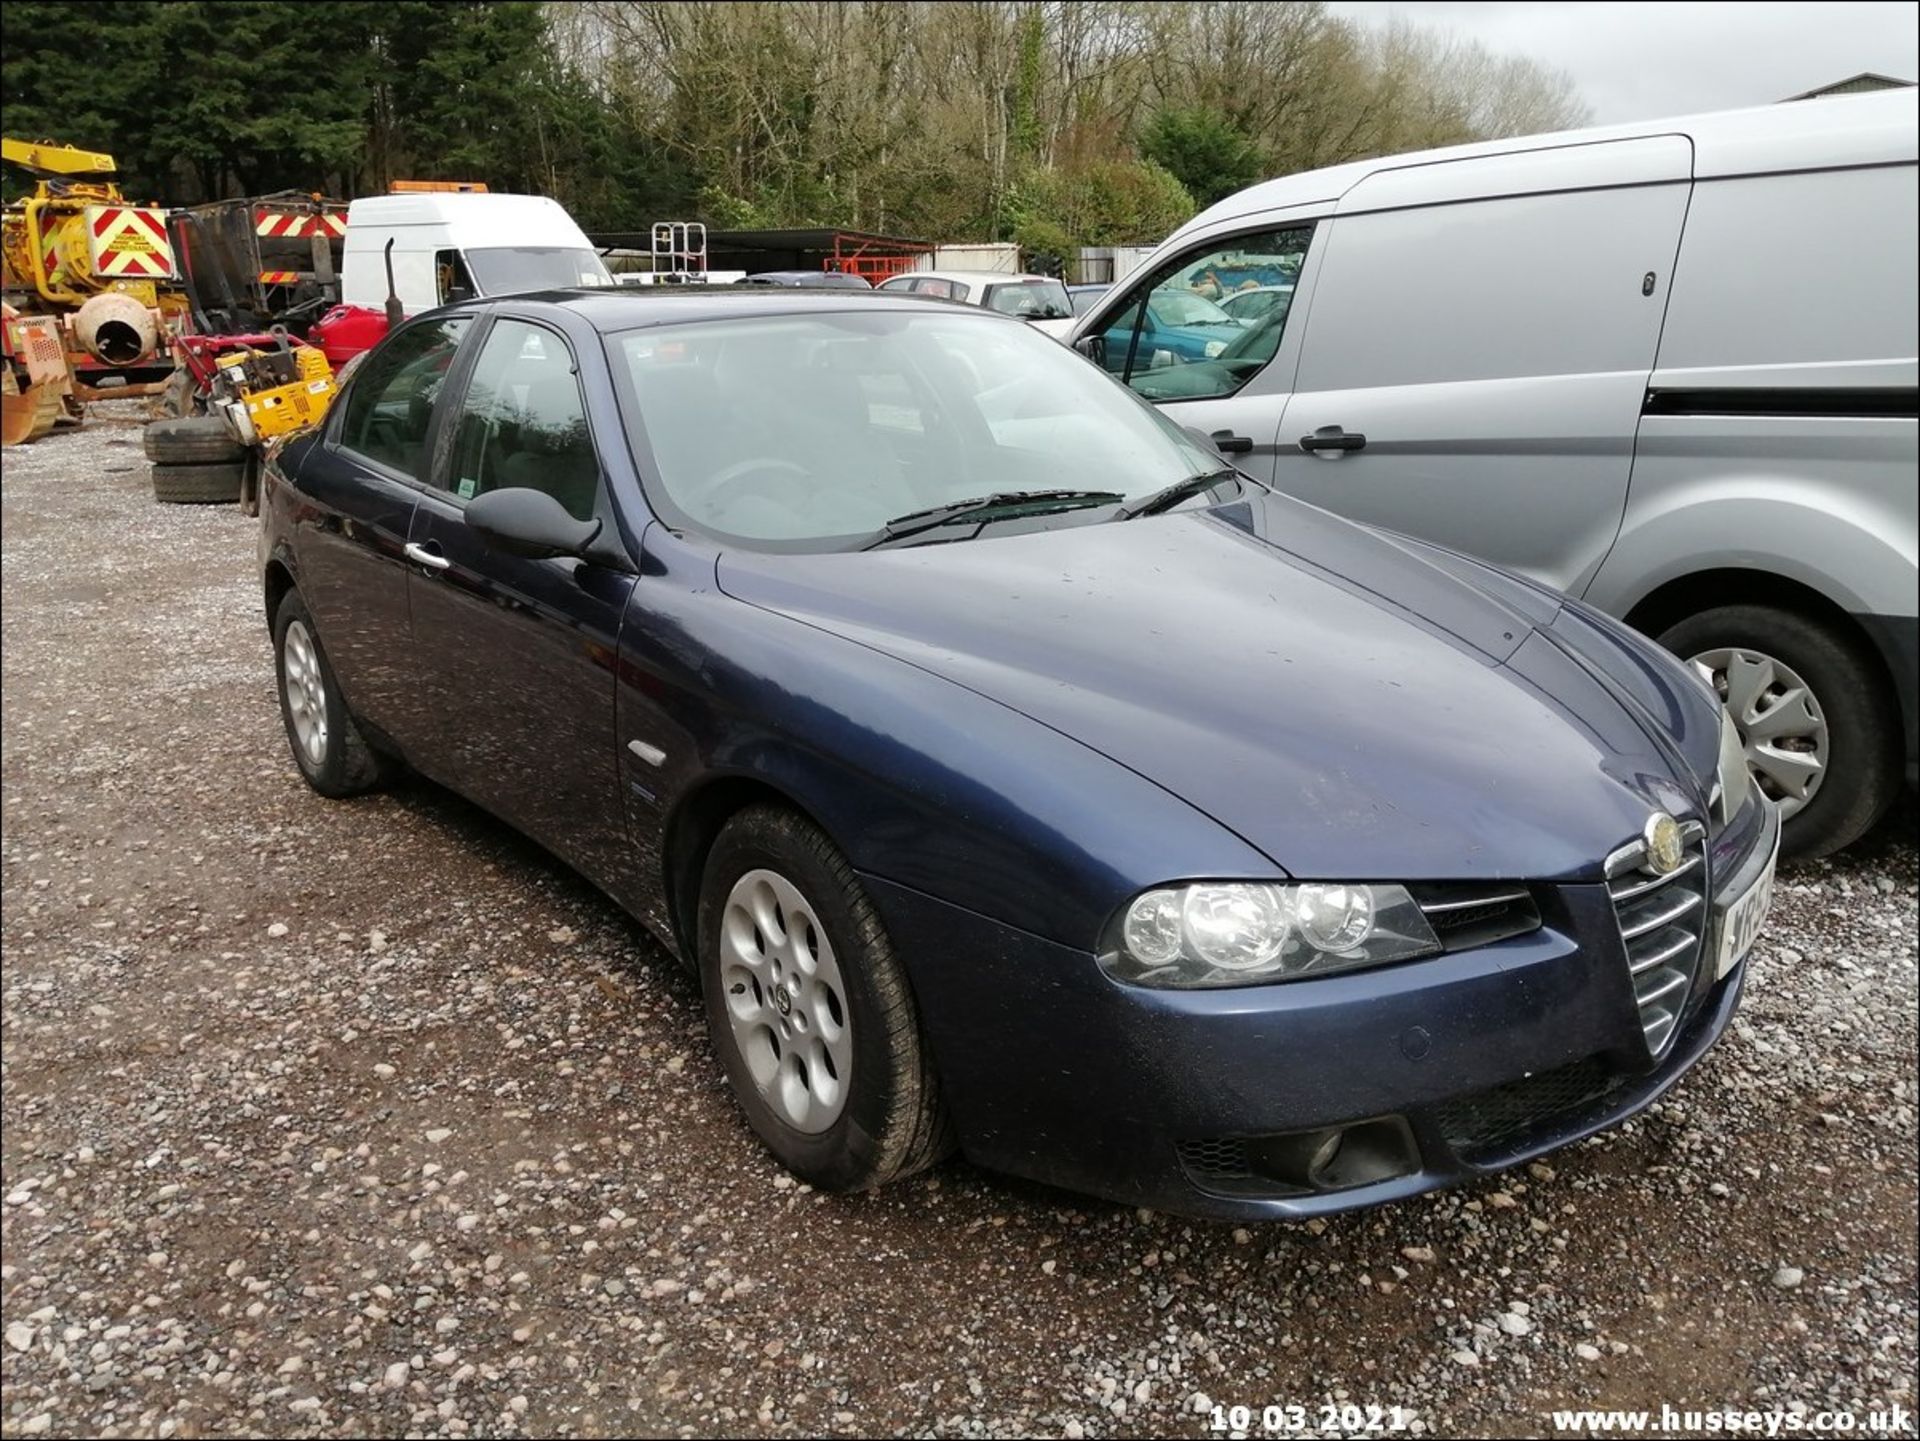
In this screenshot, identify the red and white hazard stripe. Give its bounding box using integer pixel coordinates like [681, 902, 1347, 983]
[254, 210, 348, 239]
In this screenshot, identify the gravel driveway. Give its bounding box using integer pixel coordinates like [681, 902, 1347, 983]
[3, 409, 1916, 1439]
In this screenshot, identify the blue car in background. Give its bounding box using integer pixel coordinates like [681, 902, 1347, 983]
[1097, 285, 1245, 367]
[260, 287, 1777, 1220]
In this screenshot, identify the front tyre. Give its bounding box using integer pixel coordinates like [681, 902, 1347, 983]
[272, 591, 389, 798]
[1660, 603, 1899, 859]
[697, 805, 953, 1191]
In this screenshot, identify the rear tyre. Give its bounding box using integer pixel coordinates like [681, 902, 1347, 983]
[272, 591, 389, 798]
[1659, 603, 1899, 859]
[151, 461, 245, 504]
[697, 805, 953, 1191]
[144, 416, 241, 464]
[157, 369, 205, 420]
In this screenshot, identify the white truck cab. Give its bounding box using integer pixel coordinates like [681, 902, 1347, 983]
[340, 193, 611, 316]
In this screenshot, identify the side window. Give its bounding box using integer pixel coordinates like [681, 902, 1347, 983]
[917, 278, 955, 300]
[435, 249, 477, 305]
[448, 319, 599, 522]
[1097, 227, 1311, 401]
[336, 316, 471, 477]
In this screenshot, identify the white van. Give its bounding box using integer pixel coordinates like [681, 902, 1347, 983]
[1070, 87, 1918, 858]
[340, 193, 612, 315]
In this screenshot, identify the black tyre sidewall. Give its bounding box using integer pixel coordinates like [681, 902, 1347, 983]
[1659, 604, 1899, 858]
[145, 417, 243, 464]
[272, 592, 362, 798]
[697, 810, 918, 1191]
[151, 461, 244, 504]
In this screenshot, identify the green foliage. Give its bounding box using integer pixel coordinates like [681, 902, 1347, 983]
[1005, 160, 1196, 253]
[1140, 106, 1267, 208]
[2, 0, 1592, 261]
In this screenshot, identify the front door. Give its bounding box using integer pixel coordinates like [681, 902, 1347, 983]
[1085, 223, 1318, 479]
[401, 314, 637, 887]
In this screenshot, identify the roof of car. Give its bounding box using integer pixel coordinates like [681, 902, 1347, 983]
[444, 285, 1015, 330]
[884, 269, 1061, 286]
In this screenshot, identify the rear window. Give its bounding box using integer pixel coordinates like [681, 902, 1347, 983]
[983, 279, 1072, 321]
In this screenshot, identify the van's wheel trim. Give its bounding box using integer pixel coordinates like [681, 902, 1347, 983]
[719, 867, 852, 1134]
[1689, 645, 1828, 818]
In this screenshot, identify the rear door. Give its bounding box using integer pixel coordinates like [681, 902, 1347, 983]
[400, 313, 637, 886]
[1273, 137, 1693, 593]
[292, 314, 472, 746]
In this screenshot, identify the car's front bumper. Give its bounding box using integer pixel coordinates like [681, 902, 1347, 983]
[868, 795, 1776, 1221]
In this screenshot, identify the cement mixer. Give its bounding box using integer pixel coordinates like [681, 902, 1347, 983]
[1, 137, 187, 403]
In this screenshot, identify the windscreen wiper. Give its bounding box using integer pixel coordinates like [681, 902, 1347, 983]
[862, 490, 1124, 550]
[1115, 468, 1243, 520]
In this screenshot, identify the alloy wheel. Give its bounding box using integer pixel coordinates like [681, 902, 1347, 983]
[719, 867, 853, 1133]
[282, 618, 330, 768]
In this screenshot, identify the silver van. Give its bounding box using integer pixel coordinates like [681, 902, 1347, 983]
[1071, 88, 1917, 857]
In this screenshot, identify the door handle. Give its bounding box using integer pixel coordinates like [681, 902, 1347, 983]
[1210, 429, 1254, 454]
[1298, 426, 1366, 454]
[403, 541, 451, 572]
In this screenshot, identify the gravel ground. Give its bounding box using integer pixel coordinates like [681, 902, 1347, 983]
[3, 407, 1917, 1440]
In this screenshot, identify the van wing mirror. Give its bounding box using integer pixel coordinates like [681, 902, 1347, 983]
[1073, 334, 1106, 366]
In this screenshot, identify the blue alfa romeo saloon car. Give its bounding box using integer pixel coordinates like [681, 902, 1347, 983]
[259, 288, 1779, 1219]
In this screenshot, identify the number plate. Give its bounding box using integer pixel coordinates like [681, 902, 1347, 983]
[1714, 837, 1778, 979]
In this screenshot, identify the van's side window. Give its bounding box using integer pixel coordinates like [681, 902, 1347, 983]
[336, 316, 472, 478]
[1096, 228, 1312, 402]
[435, 250, 478, 305]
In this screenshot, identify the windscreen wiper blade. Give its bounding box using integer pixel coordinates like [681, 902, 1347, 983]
[862, 490, 1124, 550]
[1115, 468, 1242, 520]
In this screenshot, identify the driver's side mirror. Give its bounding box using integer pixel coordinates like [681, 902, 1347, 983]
[1073, 334, 1106, 367]
[466, 486, 602, 560]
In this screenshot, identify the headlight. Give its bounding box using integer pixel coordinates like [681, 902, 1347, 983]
[1714, 704, 1753, 821]
[1105, 882, 1441, 988]
[1203, 339, 1227, 357]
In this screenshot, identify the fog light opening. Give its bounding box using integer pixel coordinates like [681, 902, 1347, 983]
[1244, 1117, 1419, 1194]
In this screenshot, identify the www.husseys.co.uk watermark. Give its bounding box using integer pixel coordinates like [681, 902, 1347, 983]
[1550, 1403, 1914, 1436]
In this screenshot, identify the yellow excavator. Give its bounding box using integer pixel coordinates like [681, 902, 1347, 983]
[2, 136, 187, 441]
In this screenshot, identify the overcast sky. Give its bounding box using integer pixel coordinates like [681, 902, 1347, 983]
[1327, 1, 1919, 124]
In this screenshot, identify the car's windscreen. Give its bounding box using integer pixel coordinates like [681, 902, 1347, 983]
[1150, 290, 1238, 326]
[1069, 287, 1109, 316]
[982, 279, 1073, 320]
[609, 311, 1223, 550]
[464, 247, 612, 295]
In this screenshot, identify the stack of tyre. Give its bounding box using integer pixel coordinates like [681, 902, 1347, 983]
[143, 417, 248, 504]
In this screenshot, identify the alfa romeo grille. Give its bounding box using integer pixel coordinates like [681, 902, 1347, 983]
[1606, 825, 1708, 1058]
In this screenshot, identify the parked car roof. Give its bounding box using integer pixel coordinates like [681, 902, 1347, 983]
[738, 270, 873, 288]
[432, 285, 1022, 331]
[884, 269, 1062, 287]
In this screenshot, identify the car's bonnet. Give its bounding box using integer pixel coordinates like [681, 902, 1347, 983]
[716, 492, 1713, 882]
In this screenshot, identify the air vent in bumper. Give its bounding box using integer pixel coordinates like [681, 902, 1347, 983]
[1409, 883, 1542, 952]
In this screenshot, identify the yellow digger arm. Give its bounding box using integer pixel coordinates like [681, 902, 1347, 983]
[2, 137, 116, 176]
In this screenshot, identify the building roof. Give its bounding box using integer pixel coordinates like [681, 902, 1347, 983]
[584, 226, 930, 256]
[1783, 72, 1916, 101]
